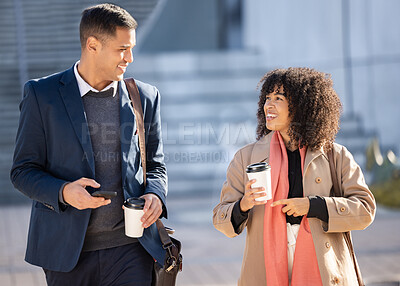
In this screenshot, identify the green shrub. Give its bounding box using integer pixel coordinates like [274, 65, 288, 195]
[370, 178, 400, 209]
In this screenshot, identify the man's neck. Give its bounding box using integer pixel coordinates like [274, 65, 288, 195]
[77, 59, 112, 91]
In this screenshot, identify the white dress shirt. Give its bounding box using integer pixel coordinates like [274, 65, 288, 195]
[73, 61, 118, 97]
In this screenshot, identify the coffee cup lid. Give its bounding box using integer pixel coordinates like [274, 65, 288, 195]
[124, 197, 145, 209]
[246, 162, 270, 173]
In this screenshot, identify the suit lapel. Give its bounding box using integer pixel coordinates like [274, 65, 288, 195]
[59, 67, 95, 175]
[119, 80, 137, 184]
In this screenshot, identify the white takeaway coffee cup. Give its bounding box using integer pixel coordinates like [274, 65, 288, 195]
[124, 197, 145, 238]
[246, 162, 272, 201]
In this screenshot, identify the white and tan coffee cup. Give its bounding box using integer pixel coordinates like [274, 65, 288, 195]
[123, 197, 145, 238]
[246, 162, 272, 201]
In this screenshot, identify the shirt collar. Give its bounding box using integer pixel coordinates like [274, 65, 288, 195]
[73, 61, 118, 97]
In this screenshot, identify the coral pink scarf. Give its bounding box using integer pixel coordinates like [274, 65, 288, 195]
[263, 132, 322, 285]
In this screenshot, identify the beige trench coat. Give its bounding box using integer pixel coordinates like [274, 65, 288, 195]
[213, 132, 376, 286]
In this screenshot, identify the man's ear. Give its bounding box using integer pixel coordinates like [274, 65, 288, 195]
[86, 36, 101, 54]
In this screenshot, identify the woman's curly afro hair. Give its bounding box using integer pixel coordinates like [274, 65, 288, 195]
[256, 67, 342, 151]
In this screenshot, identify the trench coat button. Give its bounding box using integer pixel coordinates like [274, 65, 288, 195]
[325, 242, 331, 248]
[340, 207, 346, 212]
[332, 277, 340, 284]
[315, 177, 322, 184]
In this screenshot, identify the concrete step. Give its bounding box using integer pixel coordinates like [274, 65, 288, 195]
[0, 106, 19, 113]
[0, 55, 18, 65]
[339, 115, 368, 134]
[0, 139, 17, 148]
[0, 2, 13, 8]
[0, 107, 19, 114]
[26, 54, 79, 67]
[0, 169, 12, 181]
[0, 79, 20, 88]
[130, 52, 266, 77]
[161, 90, 254, 105]
[0, 88, 22, 97]
[0, 96, 21, 105]
[0, 31, 15, 40]
[155, 75, 260, 98]
[336, 136, 370, 155]
[0, 130, 18, 140]
[0, 121, 19, 130]
[22, 29, 75, 37]
[166, 164, 226, 178]
[161, 101, 256, 122]
[0, 12, 16, 21]
[0, 113, 18, 121]
[0, 184, 29, 205]
[168, 178, 223, 195]
[0, 96, 20, 104]
[24, 25, 78, 35]
[0, 150, 14, 161]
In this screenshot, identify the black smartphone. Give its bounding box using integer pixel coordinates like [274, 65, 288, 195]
[91, 191, 117, 199]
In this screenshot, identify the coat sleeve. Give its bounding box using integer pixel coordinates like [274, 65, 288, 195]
[10, 81, 68, 213]
[213, 149, 248, 237]
[143, 86, 168, 218]
[323, 144, 376, 233]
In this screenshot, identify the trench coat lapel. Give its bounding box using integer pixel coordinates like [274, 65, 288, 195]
[303, 147, 325, 175]
[250, 134, 272, 164]
[59, 67, 95, 175]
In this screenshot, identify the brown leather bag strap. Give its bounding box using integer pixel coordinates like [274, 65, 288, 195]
[327, 148, 364, 286]
[124, 78, 147, 187]
[124, 80, 179, 271]
[156, 219, 173, 248]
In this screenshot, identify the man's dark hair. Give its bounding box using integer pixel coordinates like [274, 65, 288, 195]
[256, 67, 343, 151]
[80, 3, 137, 48]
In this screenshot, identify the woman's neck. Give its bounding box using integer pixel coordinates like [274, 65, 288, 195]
[280, 131, 298, 151]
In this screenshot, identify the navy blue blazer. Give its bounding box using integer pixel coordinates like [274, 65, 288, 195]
[10, 66, 168, 272]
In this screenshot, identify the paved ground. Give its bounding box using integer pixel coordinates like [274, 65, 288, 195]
[1, 195, 399, 286]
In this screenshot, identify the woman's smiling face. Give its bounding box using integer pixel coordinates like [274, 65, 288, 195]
[264, 85, 291, 135]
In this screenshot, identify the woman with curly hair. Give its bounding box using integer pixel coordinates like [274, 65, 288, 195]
[213, 67, 375, 286]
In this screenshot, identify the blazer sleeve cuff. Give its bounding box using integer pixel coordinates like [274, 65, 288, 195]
[145, 180, 167, 218]
[40, 178, 69, 214]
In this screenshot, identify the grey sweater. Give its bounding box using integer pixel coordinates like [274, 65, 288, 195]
[81, 88, 137, 252]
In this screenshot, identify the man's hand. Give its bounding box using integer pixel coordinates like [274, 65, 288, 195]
[140, 194, 162, 228]
[240, 179, 269, 212]
[62, 177, 111, 210]
[271, 198, 310, 216]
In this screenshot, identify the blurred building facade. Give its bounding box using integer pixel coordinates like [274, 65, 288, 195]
[1, 0, 399, 203]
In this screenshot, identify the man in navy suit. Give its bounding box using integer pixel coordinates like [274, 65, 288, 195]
[10, 4, 167, 285]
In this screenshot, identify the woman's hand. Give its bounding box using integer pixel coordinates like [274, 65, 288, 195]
[240, 179, 268, 212]
[271, 198, 310, 216]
